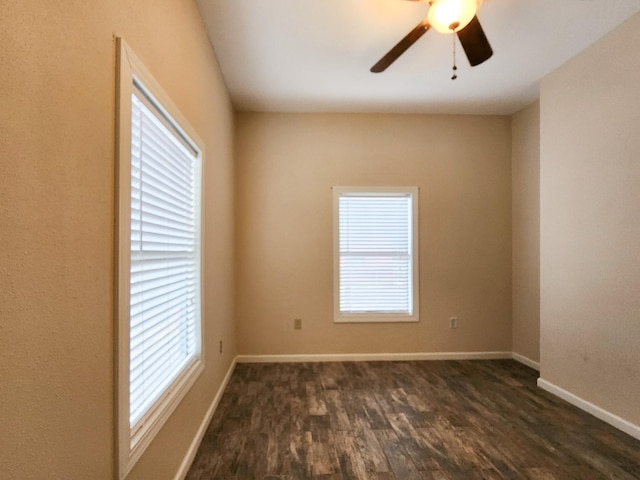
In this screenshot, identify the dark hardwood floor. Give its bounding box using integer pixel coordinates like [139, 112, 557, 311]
[185, 360, 640, 479]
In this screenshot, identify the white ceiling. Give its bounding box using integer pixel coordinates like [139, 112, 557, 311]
[196, 0, 640, 115]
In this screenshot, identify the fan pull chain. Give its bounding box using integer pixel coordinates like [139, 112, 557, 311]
[451, 32, 458, 80]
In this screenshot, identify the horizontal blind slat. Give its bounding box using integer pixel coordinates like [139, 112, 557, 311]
[130, 352, 190, 425]
[130, 325, 193, 379]
[128, 87, 201, 429]
[338, 193, 414, 315]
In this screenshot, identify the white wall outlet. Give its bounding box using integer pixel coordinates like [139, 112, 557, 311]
[449, 317, 458, 329]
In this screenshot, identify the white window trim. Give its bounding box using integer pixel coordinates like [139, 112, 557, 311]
[115, 38, 205, 479]
[332, 186, 420, 324]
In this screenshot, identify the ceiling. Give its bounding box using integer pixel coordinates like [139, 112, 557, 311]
[196, 0, 640, 115]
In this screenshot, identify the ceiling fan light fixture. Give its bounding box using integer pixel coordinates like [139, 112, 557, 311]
[428, 0, 478, 34]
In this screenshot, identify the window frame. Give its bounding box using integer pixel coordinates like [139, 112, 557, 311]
[332, 186, 420, 324]
[115, 38, 205, 479]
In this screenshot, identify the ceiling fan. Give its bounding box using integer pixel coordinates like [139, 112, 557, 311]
[371, 0, 493, 75]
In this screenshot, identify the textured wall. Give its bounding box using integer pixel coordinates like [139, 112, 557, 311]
[511, 101, 541, 364]
[0, 1, 235, 479]
[540, 13, 640, 426]
[235, 113, 512, 356]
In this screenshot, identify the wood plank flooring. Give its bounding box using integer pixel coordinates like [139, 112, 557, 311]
[185, 360, 640, 480]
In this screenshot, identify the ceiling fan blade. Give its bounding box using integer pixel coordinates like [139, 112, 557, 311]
[371, 21, 430, 73]
[456, 15, 493, 67]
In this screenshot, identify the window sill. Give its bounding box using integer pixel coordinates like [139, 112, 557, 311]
[334, 314, 419, 324]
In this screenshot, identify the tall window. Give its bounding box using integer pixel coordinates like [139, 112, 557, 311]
[116, 39, 204, 478]
[333, 187, 420, 323]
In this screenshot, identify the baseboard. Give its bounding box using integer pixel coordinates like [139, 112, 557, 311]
[174, 357, 237, 480]
[236, 351, 513, 363]
[511, 352, 540, 371]
[537, 378, 640, 441]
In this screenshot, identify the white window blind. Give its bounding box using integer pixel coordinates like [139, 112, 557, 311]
[338, 191, 415, 316]
[129, 86, 201, 430]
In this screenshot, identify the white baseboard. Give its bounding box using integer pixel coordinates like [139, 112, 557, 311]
[174, 357, 237, 480]
[537, 378, 640, 441]
[236, 351, 513, 363]
[511, 352, 540, 371]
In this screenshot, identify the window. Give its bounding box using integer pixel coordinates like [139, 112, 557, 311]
[115, 39, 204, 478]
[333, 187, 420, 323]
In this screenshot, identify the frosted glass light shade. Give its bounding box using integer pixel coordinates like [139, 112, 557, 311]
[428, 0, 478, 34]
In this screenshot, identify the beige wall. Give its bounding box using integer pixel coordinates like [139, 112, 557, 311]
[511, 101, 540, 364]
[11, 0, 639, 474]
[540, 13, 640, 426]
[235, 113, 512, 356]
[0, 1, 235, 479]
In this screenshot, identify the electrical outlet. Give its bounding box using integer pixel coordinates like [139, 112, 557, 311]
[219, 340, 223, 354]
[294, 318, 302, 330]
[449, 317, 458, 329]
